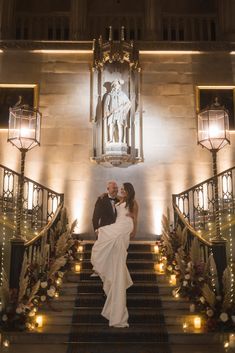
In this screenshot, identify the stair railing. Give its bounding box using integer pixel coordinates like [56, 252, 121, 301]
[172, 166, 235, 292]
[0, 163, 64, 292]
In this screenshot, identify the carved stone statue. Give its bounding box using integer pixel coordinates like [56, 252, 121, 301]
[103, 79, 131, 144]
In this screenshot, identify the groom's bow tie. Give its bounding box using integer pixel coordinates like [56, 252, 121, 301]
[109, 197, 116, 201]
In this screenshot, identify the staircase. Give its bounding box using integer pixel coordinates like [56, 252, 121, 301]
[4, 241, 227, 353]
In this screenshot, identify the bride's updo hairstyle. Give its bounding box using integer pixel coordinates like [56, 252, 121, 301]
[123, 182, 135, 212]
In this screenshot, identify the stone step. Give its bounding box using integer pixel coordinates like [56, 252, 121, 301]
[60, 281, 172, 295]
[83, 243, 154, 252]
[41, 307, 193, 326]
[7, 325, 225, 345]
[67, 271, 159, 282]
[43, 293, 187, 310]
[7, 325, 168, 344]
[81, 251, 157, 261]
[80, 259, 157, 271]
[5, 340, 226, 353]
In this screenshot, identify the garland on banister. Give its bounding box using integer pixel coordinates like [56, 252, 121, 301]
[159, 211, 235, 332]
[0, 207, 79, 331]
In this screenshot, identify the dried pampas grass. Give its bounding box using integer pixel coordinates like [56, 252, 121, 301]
[202, 283, 216, 308]
[48, 255, 67, 279]
[18, 253, 29, 303]
[190, 238, 201, 265]
[27, 280, 41, 304]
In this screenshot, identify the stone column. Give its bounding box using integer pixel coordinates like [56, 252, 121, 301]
[144, 0, 162, 40]
[70, 0, 87, 40]
[0, 0, 4, 39]
[217, 0, 235, 40]
[1, 0, 16, 39]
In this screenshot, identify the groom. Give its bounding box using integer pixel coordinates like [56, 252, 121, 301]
[92, 181, 119, 235]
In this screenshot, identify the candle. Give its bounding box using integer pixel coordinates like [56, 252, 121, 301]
[183, 322, 188, 330]
[55, 292, 59, 298]
[170, 274, 176, 286]
[194, 316, 201, 329]
[153, 245, 159, 254]
[56, 278, 62, 286]
[155, 263, 164, 273]
[189, 303, 195, 313]
[75, 263, 81, 272]
[77, 245, 83, 253]
[229, 334, 235, 348]
[35, 315, 43, 328]
[3, 339, 10, 348]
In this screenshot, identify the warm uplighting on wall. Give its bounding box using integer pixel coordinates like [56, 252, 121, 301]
[140, 50, 200, 55]
[31, 50, 92, 54]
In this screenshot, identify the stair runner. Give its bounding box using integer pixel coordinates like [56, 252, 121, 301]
[66, 242, 171, 353]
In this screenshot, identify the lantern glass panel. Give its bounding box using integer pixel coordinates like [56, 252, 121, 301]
[198, 107, 230, 150]
[8, 107, 41, 150]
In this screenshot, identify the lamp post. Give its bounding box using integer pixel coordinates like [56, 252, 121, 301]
[8, 105, 41, 291]
[8, 105, 41, 240]
[197, 98, 230, 291]
[197, 98, 230, 240]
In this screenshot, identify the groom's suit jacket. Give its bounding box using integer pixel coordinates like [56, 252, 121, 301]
[92, 194, 119, 231]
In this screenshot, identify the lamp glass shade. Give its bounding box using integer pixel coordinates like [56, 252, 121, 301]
[8, 106, 41, 150]
[197, 104, 230, 150]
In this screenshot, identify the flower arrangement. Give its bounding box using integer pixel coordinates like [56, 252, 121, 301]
[160, 212, 235, 332]
[0, 207, 78, 331]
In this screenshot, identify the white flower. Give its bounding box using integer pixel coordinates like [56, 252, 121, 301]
[183, 281, 188, 286]
[47, 288, 56, 297]
[220, 312, 229, 322]
[198, 277, 204, 282]
[41, 281, 47, 289]
[16, 307, 23, 314]
[185, 274, 190, 280]
[29, 310, 35, 317]
[2, 314, 8, 321]
[58, 271, 64, 278]
[206, 309, 214, 317]
[187, 262, 191, 268]
[175, 265, 179, 270]
[40, 295, 46, 302]
[167, 265, 172, 271]
[199, 296, 205, 304]
[25, 322, 31, 328]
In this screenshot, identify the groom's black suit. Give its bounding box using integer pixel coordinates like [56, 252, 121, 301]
[92, 194, 119, 231]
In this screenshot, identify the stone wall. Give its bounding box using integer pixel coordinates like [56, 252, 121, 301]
[0, 49, 235, 239]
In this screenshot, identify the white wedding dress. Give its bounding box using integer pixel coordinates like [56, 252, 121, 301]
[91, 202, 133, 327]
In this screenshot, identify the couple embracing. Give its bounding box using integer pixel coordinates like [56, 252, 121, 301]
[91, 181, 138, 328]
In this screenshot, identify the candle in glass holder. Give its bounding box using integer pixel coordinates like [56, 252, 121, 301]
[153, 244, 159, 254]
[194, 316, 201, 329]
[3, 339, 10, 348]
[35, 315, 43, 328]
[170, 274, 176, 286]
[75, 263, 81, 272]
[189, 303, 195, 313]
[155, 263, 164, 273]
[77, 245, 83, 253]
[182, 322, 188, 330]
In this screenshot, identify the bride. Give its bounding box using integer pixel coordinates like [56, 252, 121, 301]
[91, 182, 138, 328]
